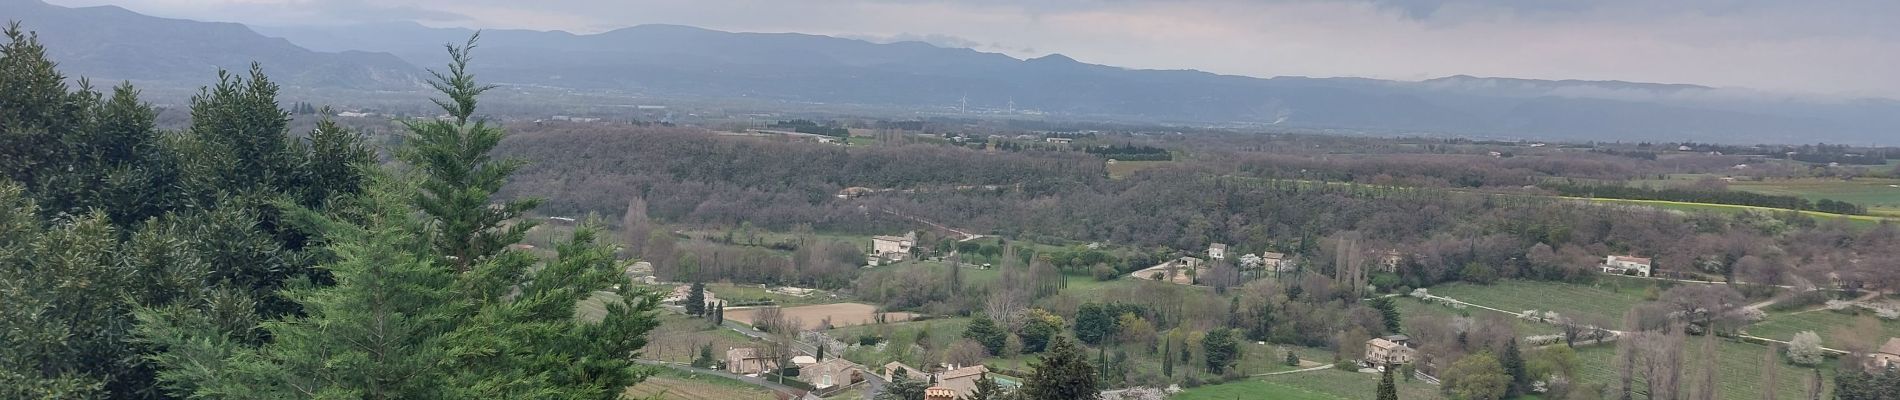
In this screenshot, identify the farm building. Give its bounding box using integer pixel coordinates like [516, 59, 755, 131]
[872, 232, 917, 262]
[804, 358, 865, 389]
[1602, 255, 1653, 277]
[1207, 243, 1228, 261]
[725, 348, 778, 375]
[1365, 336, 1417, 366]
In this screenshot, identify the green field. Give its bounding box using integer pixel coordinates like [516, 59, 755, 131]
[1176, 369, 1445, 400]
[1746, 308, 1900, 349]
[1572, 337, 1834, 400]
[1569, 197, 1895, 228]
[1729, 178, 1900, 217]
[1172, 379, 1346, 400]
[1396, 297, 1563, 336]
[1427, 278, 1658, 324]
[640, 313, 764, 363]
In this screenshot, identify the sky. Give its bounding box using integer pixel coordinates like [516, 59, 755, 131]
[46, 0, 1900, 97]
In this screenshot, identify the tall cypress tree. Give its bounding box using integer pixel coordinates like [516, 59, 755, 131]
[684, 281, 706, 315]
[1161, 339, 1175, 377]
[1501, 338, 1528, 397]
[1377, 363, 1399, 400]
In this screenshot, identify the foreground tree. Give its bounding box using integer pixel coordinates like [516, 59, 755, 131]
[1023, 336, 1099, 400]
[1377, 362, 1399, 400]
[135, 36, 663, 399]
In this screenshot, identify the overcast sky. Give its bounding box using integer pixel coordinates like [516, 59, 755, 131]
[47, 0, 1900, 97]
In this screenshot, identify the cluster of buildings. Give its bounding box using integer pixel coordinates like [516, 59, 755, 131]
[724, 348, 868, 392]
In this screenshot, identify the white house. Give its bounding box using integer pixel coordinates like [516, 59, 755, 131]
[872, 232, 917, 262]
[1602, 255, 1653, 277]
[1207, 243, 1228, 261]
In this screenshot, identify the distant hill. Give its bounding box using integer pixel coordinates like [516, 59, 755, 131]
[255, 22, 1900, 144]
[12, 0, 1896, 144]
[1, 0, 419, 89]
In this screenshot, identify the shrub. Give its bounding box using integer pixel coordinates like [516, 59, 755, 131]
[1787, 331, 1826, 366]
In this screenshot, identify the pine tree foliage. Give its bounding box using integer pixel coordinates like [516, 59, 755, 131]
[130, 34, 663, 399]
[399, 33, 539, 272]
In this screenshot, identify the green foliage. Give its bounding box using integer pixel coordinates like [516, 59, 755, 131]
[1202, 328, 1240, 375]
[399, 34, 539, 272]
[128, 35, 664, 400]
[876, 373, 928, 400]
[1022, 336, 1099, 400]
[963, 374, 1008, 400]
[1500, 338, 1528, 397]
[692, 343, 715, 369]
[1442, 352, 1509, 400]
[1019, 309, 1065, 353]
[1073, 303, 1142, 346]
[685, 281, 706, 315]
[1833, 369, 1900, 400]
[1286, 350, 1300, 367]
[964, 314, 1009, 355]
[1376, 364, 1399, 400]
[1162, 339, 1175, 377]
[1370, 297, 1401, 334]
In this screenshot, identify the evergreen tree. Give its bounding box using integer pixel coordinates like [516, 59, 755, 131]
[1202, 328, 1241, 375]
[398, 34, 539, 272]
[1161, 339, 1175, 377]
[876, 373, 928, 400]
[685, 281, 706, 315]
[962, 375, 1007, 400]
[1378, 363, 1400, 400]
[135, 36, 664, 399]
[1371, 297, 1402, 334]
[1286, 350, 1300, 367]
[1022, 336, 1100, 400]
[1501, 338, 1529, 397]
[692, 343, 715, 368]
[964, 314, 1008, 355]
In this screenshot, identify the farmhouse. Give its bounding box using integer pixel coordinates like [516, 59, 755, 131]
[1262, 252, 1292, 272]
[1207, 243, 1228, 261]
[872, 232, 917, 262]
[933, 365, 991, 397]
[725, 348, 778, 375]
[804, 358, 865, 389]
[1365, 336, 1417, 366]
[661, 284, 719, 305]
[1378, 250, 1404, 272]
[1602, 255, 1653, 277]
[1870, 338, 1900, 371]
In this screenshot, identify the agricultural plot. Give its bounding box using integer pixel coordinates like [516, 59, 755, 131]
[1183, 369, 1446, 400]
[1395, 298, 1563, 337]
[640, 313, 763, 363]
[1172, 379, 1343, 400]
[623, 369, 775, 400]
[1746, 308, 1900, 349]
[1728, 178, 1900, 217]
[1571, 337, 1834, 400]
[1427, 279, 1656, 324]
[727, 302, 918, 330]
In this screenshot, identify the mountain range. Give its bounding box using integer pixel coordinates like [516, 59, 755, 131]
[9, 0, 1898, 144]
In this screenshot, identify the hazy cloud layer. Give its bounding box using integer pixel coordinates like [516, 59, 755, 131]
[47, 0, 1900, 97]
